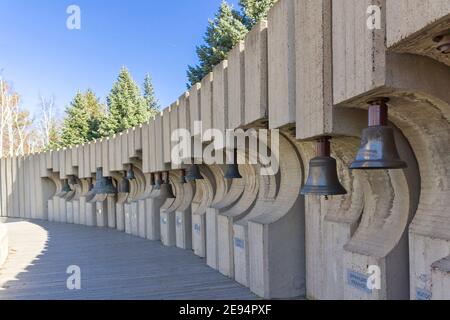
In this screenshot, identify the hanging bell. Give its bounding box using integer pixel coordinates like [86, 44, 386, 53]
[154, 172, 162, 190]
[224, 149, 242, 179]
[163, 171, 176, 198]
[350, 99, 407, 170]
[180, 169, 187, 184]
[300, 137, 347, 197]
[126, 164, 136, 180]
[118, 174, 130, 193]
[85, 178, 95, 198]
[61, 179, 72, 194]
[149, 173, 156, 186]
[186, 164, 203, 181]
[68, 175, 78, 185]
[91, 168, 117, 195]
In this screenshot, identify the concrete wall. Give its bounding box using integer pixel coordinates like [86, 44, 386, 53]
[0, 0, 448, 300]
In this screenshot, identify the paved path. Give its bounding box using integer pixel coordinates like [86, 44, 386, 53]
[0, 219, 257, 300]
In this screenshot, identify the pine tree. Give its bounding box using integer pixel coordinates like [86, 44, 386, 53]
[84, 89, 106, 140]
[60, 92, 90, 147]
[187, 1, 248, 86]
[100, 67, 149, 136]
[143, 74, 160, 118]
[239, 0, 277, 28]
[60, 90, 106, 147]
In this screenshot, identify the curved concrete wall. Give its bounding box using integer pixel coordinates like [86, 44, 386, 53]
[0, 0, 448, 300]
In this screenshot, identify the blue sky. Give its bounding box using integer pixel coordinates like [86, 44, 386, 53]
[0, 0, 240, 117]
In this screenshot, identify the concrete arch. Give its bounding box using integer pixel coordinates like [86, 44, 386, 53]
[336, 53, 450, 299]
[192, 165, 216, 258]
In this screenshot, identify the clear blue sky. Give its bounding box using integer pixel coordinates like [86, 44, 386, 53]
[0, 0, 240, 118]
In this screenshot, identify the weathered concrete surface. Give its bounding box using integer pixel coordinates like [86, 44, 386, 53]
[0, 219, 256, 300]
[0, 0, 449, 300]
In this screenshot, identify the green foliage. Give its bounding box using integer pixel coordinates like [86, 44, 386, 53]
[187, 0, 276, 87]
[100, 67, 149, 136]
[60, 90, 106, 147]
[239, 0, 277, 28]
[143, 74, 160, 118]
[187, 1, 248, 86]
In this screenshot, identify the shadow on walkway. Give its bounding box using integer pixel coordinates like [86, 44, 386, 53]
[0, 219, 256, 300]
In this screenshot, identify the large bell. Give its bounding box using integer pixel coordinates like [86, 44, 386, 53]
[91, 168, 117, 195]
[118, 175, 130, 193]
[180, 169, 187, 184]
[185, 164, 203, 181]
[163, 171, 176, 198]
[68, 175, 78, 185]
[350, 99, 407, 170]
[224, 149, 242, 179]
[154, 173, 162, 190]
[61, 179, 72, 194]
[149, 173, 155, 186]
[300, 137, 347, 197]
[126, 164, 135, 180]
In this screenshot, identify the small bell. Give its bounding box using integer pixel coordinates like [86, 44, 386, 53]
[186, 164, 203, 181]
[180, 169, 187, 184]
[154, 172, 162, 190]
[300, 137, 347, 198]
[350, 99, 407, 170]
[61, 179, 72, 194]
[68, 175, 78, 185]
[85, 178, 95, 198]
[163, 171, 176, 198]
[224, 149, 242, 179]
[118, 174, 130, 193]
[126, 164, 136, 180]
[91, 168, 117, 195]
[149, 173, 156, 186]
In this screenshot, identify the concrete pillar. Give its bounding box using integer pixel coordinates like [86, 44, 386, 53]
[160, 179, 182, 247]
[116, 193, 128, 232]
[217, 163, 258, 278]
[146, 180, 169, 241]
[206, 165, 232, 269]
[431, 256, 450, 300]
[175, 181, 195, 250]
[124, 202, 132, 234]
[107, 195, 116, 229]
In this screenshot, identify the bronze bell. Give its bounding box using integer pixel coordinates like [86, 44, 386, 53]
[186, 164, 203, 181]
[149, 173, 156, 186]
[224, 149, 242, 179]
[350, 99, 407, 170]
[154, 172, 162, 190]
[118, 173, 130, 193]
[91, 168, 117, 195]
[68, 175, 78, 185]
[126, 164, 135, 180]
[61, 179, 72, 194]
[180, 169, 187, 184]
[163, 171, 176, 198]
[300, 137, 347, 197]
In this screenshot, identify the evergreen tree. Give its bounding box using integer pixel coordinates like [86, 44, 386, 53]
[143, 74, 160, 118]
[239, 0, 277, 28]
[100, 67, 149, 136]
[60, 92, 90, 147]
[84, 89, 106, 140]
[60, 90, 106, 147]
[187, 1, 248, 86]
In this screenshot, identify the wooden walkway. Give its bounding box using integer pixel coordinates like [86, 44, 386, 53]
[0, 219, 256, 300]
